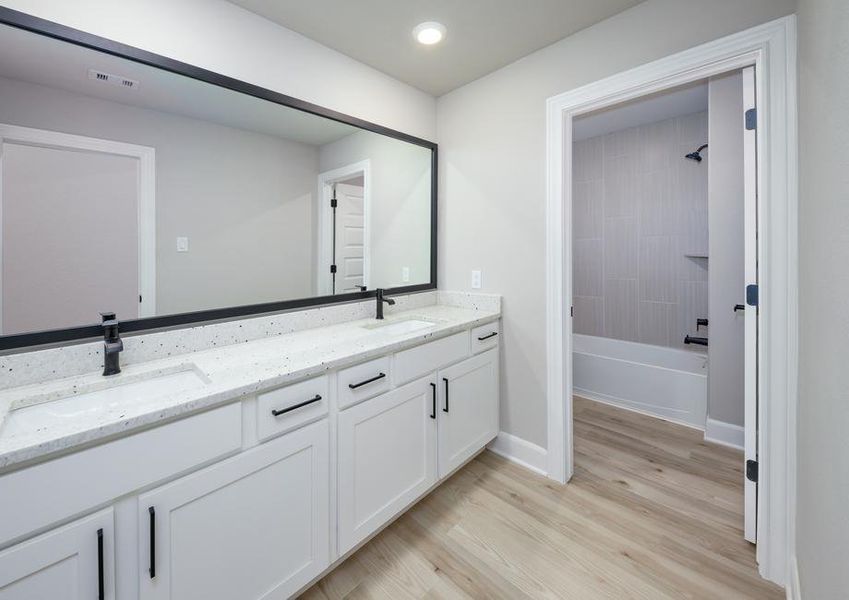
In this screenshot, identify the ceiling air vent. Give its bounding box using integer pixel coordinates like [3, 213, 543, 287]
[87, 68, 139, 90]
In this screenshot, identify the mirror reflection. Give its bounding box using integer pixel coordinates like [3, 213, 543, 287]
[0, 23, 433, 337]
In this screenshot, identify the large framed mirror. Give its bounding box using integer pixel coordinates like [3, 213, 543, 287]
[0, 8, 436, 351]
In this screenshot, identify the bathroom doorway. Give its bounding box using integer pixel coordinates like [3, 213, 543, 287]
[317, 160, 371, 295]
[543, 22, 799, 581]
[568, 67, 758, 542]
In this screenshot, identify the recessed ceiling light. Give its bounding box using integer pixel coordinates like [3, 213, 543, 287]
[412, 21, 446, 45]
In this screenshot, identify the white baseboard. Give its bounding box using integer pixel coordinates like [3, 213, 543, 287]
[487, 431, 548, 476]
[786, 555, 801, 600]
[704, 417, 745, 450]
[575, 389, 704, 431]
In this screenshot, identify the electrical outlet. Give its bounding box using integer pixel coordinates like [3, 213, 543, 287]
[402, 266, 410, 282]
[176, 237, 189, 252]
[471, 269, 482, 289]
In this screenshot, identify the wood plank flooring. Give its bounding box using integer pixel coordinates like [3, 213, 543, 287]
[300, 397, 783, 599]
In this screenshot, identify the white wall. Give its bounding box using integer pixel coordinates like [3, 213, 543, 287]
[572, 111, 709, 349]
[796, 0, 849, 597]
[0, 0, 436, 141]
[0, 75, 319, 316]
[707, 72, 745, 428]
[437, 0, 796, 447]
[319, 130, 432, 289]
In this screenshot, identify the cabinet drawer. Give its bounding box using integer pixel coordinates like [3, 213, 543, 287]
[257, 375, 329, 441]
[471, 321, 500, 354]
[337, 356, 391, 409]
[393, 332, 469, 385]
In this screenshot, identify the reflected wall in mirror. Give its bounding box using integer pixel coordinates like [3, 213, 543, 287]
[0, 19, 434, 341]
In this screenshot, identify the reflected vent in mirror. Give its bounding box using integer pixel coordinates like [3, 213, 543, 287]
[87, 68, 139, 90]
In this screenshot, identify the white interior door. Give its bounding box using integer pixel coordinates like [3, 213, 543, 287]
[742, 65, 759, 544]
[334, 182, 365, 293]
[0, 139, 141, 334]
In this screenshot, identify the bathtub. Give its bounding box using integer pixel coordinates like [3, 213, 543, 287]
[572, 334, 708, 429]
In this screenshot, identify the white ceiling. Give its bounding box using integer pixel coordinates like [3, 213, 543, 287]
[228, 0, 647, 96]
[0, 23, 358, 147]
[573, 81, 709, 141]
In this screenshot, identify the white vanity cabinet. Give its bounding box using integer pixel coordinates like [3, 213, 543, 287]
[437, 348, 500, 477]
[337, 376, 437, 555]
[0, 508, 114, 600]
[138, 419, 329, 600]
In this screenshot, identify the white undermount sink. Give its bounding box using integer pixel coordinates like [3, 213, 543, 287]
[361, 318, 437, 336]
[1, 364, 210, 437]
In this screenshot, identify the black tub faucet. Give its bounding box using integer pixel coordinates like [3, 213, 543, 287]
[101, 312, 123, 376]
[375, 289, 395, 320]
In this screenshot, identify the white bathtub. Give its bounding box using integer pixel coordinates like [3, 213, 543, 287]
[572, 334, 708, 428]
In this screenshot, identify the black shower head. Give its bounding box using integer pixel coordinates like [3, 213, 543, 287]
[685, 143, 709, 162]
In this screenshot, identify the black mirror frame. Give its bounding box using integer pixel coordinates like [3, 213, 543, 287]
[0, 7, 437, 351]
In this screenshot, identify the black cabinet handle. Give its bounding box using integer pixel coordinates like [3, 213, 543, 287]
[348, 372, 386, 389]
[477, 331, 498, 341]
[442, 377, 449, 413]
[429, 383, 436, 419]
[271, 395, 322, 417]
[148, 506, 156, 579]
[97, 528, 104, 600]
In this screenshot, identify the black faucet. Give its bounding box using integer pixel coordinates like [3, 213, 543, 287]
[101, 312, 123, 376]
[375, 288, 395, 320]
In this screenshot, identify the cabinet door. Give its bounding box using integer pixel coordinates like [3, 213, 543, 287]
[438, 348, 499, 477]
[337, 377, 437, 555]
[0, 508, 114, 600]
[138, 419, 329, 600]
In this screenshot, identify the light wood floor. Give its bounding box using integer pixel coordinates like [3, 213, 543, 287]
[301, 397, 783, 599]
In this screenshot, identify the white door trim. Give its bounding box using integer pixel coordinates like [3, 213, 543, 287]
[544, 16, 797, 587]
[316, 160, 371, 296]
[0, 123, 156, 327]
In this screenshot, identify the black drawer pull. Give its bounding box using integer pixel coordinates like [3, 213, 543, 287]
[97, 528, 105, 600]
[148, 506, 156, 579]
[443, 377, 449, 413]
[429, 382, 437, 419]
[348, 372, 386, 389]
[477, 332, 498, 341]
[271, 395, 322, 417]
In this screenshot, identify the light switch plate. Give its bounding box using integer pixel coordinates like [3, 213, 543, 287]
[471, 269, 482, 289]
[176, 237, 189, 252]
[402, 266, 410, 282]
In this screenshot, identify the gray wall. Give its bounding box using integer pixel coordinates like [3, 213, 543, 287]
[437, 0, 797, 447]
[796, 0, 849, 597]
[319, 130, 432, 289]
[572, 111, 709, 349]
[0, 75, 319, 317]
[707, 72, 746, 428]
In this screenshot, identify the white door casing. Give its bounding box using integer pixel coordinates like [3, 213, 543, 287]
[317, 160, 371, 296]
[0, 124, 156, 332]
[545, 16, 797, 585]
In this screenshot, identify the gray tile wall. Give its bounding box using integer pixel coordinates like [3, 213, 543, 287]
[573, 111, 709, 349]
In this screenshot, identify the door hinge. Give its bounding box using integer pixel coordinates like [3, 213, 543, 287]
[746, 284, 759, 307]
[330, 197, 337, 208]
[745, 108, 757, 130]
[330, 264, 337, 274]
[746, 459, 759, 483]
[570, 306, 574, 317]
[139, 294, 142, 303]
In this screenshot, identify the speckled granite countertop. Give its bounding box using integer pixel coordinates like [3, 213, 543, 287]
[0, 302, 499, 471]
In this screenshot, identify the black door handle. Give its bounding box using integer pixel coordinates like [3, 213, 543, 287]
[348, 372, 386, 389]
[97, 528, 105, 600]
[442, 378, 449, 413]
[734, 304, 745, 312]
[477, 332, 498, 341]
[148, 506, 156, 579]
[429, 382, 436, 419]
[271, 395, 322, 416]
